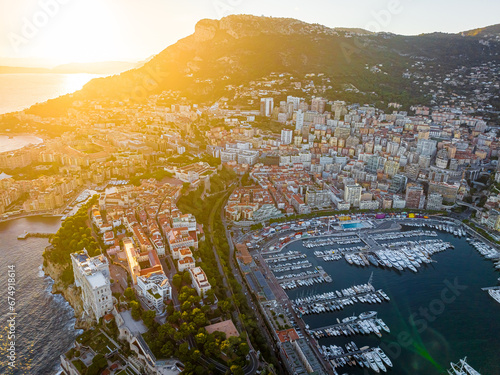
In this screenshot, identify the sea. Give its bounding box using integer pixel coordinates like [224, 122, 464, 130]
[282, 226, 500, 374]
[0, 73, 101, 115]
[0, 135, 44, 153]
[0, 216, 80, 375]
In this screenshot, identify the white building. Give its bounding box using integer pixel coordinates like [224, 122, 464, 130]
[281, 129, 293, 145]
[136, 272, 172, 312]
[71, 250, 113, 322]
[260, 98, 274, 117]
[295, 110, 304, 131]
[344, 184, 362, 208]
[189, 267, 211, 296]
[392, 195, 406, 209]
[172, 214, 197, 231]
[178, 257, 196, 272]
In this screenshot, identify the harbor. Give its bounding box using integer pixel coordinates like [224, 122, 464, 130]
[256, 219, 500, 374]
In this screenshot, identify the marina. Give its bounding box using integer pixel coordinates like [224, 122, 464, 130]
[268, 220, 500, 374]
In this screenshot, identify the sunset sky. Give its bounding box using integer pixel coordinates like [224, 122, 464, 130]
[1, 0, 499, 66]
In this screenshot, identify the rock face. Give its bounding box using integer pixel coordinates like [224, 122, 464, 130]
[194, 19, 218, 42]
[43, 259, 94, 329]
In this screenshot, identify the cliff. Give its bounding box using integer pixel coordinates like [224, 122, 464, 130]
[43, 257, 94, 330]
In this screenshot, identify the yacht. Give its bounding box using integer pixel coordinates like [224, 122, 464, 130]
[488, 289, 500, 304]
[447, 357, 481, 375]
[374, 347, 393, 367]
[364, 351, 380, 373]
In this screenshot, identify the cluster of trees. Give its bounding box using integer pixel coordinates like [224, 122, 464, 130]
[179, 169, 278, 367]
[210, 203, 277, 365]
[43, 196, 100, 285]
[85, 354, 107, 375]
[142, 285, 248, 374]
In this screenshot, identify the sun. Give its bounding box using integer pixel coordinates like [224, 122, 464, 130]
[32, 0, 125, 64]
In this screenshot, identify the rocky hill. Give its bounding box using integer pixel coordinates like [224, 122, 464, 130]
[26, 15, 500, 116]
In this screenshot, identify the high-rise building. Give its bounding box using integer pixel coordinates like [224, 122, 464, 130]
[389, 174, 408, 194]
[311, 97, 327, 113]
[287, 96, 301, 111]
[426, 193, 443, 211]
[281, 129, 293, 145]
[405, 184, 425, 209]
[260, 98, 274, 117]
[366, 155, 381, 174]
[295, 110, 304, 131]
[428, 182, 460, 204]
[416, 139, 437, 157]
[136, 272, 172, 312]
[344, 184, 362, 208]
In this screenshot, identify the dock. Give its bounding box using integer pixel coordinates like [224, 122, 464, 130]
[17, 232, 53, 240]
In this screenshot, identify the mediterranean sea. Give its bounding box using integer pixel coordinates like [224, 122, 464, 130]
[0, 216, 79, 375]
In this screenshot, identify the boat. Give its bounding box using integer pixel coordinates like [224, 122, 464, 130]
[374, 347, 392, 367]
[371, 350, 387, 372]
[376, 318, 390, 333]
[359, 311, 377, 319]
[364, 351, 380, 373]
[447, 357, 481, 375]
[17, 231, 29, 240]
[488, 289, 500, 304]
[367, 254, 379, 266]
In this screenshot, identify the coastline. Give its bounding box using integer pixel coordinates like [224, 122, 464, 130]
[0, 213, 62, 224]
[43, 253, 94, 330]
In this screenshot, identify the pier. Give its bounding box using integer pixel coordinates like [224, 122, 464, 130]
[18, 232, 54, 240]
[279, 266, 332, 289]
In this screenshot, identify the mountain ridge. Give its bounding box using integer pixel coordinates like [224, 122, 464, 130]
[23, 15, 500, 117]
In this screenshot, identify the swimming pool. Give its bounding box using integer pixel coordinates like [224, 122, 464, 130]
[341, 222, 367, 229]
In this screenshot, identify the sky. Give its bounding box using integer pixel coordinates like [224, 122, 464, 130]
[0, 0, 499, 67]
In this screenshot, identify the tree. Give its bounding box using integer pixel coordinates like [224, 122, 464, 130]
[172, 274, 182, 289]
[191, 349, 202, 362]
[161, 341, 175, 358]
[219, 300, 231, 313]
[130, 301, 141, 321]
[86, 354, 107, 375]
[238, 342, 250, 357]
[143, 310, 156, 328]
[195, 332, 207, 345]
[178, 342, 190, 358]
[182, 271, 192, 285]
[230, 365, 244, 375]
[193, 312, 207, 328]
[124, 287, 135, 300]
